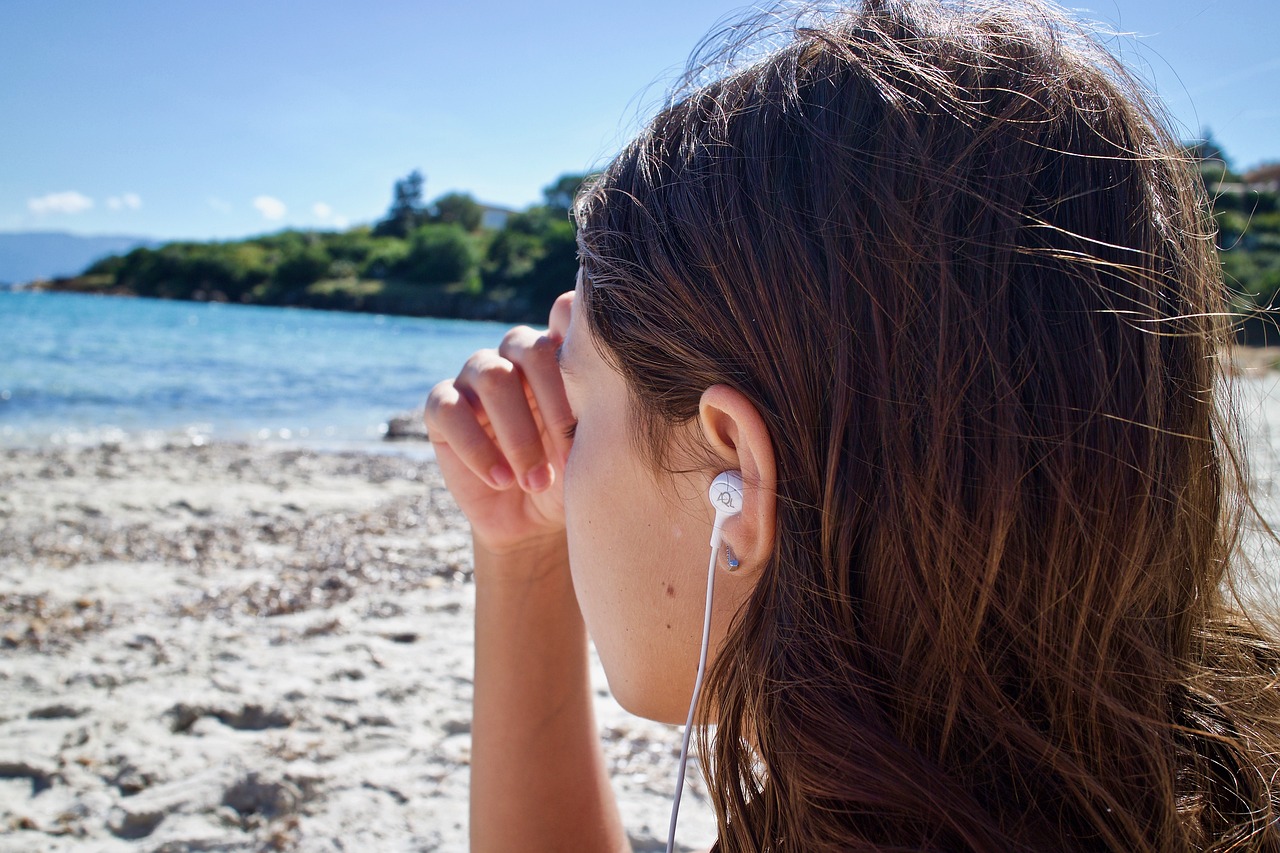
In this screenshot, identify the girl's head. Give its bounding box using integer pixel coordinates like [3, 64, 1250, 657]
[569, 0, 1278, 849]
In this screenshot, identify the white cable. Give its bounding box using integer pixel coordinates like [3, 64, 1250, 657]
[666, 527, 722, 853]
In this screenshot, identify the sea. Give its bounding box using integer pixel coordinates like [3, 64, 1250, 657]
[0, 290, 511, 449]
[6, 288, 1280, 461]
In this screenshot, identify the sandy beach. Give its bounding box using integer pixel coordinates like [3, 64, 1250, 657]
[0, 441, 716, 851]
[5, 359, 1280, 852]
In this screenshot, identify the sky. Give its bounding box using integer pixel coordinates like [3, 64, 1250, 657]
[3, 0, 1278, 241]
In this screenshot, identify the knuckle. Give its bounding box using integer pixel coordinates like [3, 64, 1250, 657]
[497, 326, 538, 359]
[500, 325, 535, 346]
[423, 381, 455, 421]
[549, 291, 573, 330]
[462, 348, 500, 374]
[425, 378, 454, 405]
[469, 361, 517, 395]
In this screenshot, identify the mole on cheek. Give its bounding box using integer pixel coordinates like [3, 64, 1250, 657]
[665, 583, 675, 597]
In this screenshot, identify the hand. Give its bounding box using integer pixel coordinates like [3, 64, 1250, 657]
[425, 292, 576, 566]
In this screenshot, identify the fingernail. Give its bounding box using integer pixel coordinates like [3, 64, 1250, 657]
[524, 463, 552, 492]
[489, 464, 515, 489]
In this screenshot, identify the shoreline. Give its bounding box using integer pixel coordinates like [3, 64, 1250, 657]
[1227, 345, 1280, 377]
[0, 408, 432, 457]
[23, 274, 546, 325]
[0, 441, 716, 851]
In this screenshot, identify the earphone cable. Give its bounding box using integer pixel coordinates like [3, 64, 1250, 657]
[666, 529, 721, 853]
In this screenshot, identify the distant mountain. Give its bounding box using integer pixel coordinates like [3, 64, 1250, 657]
[0, 231, 158, 285]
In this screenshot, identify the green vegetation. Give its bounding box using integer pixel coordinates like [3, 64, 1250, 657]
[1193, 136, 1280, 344]
[48, 147, 1280, 335]
[57, 171, 593, 322]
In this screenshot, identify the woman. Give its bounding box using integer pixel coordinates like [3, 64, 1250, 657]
[426, 1, 1280, 849]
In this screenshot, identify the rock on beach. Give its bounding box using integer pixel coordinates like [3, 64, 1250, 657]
[0, 441, 715, 851]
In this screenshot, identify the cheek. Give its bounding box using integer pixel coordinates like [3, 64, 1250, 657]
[563, 433, 641, 643]
[563, 437, 707, 722]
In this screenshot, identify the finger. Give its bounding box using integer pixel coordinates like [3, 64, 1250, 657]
[549, 290, 574, 339]
[425, 379, 516, 490]
[458, 350, 552, 492]
[499, 326, 576, 468]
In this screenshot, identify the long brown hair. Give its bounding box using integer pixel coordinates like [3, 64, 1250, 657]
[575, 1, 1280, 849]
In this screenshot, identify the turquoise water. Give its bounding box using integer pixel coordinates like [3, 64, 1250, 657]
[0, 291, 511, 446]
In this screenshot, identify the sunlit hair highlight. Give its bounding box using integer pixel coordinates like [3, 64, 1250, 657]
[575, 1, 1280, 850]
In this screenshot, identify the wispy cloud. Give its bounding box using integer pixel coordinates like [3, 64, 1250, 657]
[208, 197, 232, 214]
[1188, 57, 1280, 97]
[106, 192, 142, 211]
[28, 191, 93, 215]
[253, 195, 287, 221]
[311, 201, 349, 230]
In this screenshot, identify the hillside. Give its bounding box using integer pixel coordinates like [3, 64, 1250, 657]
[0, 231, 155, 285]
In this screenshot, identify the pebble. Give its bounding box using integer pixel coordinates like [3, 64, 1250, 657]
[0, 441, 716, 850]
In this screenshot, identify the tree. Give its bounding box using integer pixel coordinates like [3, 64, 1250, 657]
[483, 208, 578, 313]
[273, 244, 331, 290]
[1187, 130, 1241, 186]
[485, 227, 544, 282]
[360, 239, 410, 279]
[374, 170, 428, 238]
[402, 223, 481, 290]
[521, 218, 578, 313]
[542, 173, 595, 214]
[431, 192, 484, 231]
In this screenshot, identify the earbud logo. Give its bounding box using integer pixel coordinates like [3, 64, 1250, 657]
[716, 490, 737, 510]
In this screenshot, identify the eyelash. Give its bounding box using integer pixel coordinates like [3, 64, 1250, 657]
[563, 420, 578, 440]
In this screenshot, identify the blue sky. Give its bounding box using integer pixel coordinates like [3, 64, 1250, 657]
[3, 0, 1277, 241]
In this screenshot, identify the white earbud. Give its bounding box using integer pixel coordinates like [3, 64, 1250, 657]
[707, 470, 744, 546]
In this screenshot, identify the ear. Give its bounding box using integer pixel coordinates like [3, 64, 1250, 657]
[697, 384, 777, 571]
